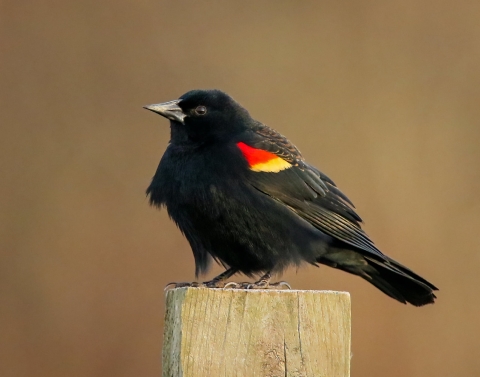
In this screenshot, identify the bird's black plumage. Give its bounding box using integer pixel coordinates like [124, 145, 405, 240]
[145, 89, 438, 306]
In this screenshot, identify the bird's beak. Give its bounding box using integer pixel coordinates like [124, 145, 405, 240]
[143, 100, 186, 124]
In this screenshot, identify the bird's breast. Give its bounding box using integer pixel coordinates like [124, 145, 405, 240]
[148, 142, 250, 210]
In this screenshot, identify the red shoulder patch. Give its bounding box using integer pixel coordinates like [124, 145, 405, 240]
[236, 142, 291, 172]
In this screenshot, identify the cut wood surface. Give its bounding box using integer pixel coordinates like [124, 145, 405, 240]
[163, 287, 351, 377]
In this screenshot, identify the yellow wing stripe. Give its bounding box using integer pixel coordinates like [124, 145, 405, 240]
[250, 158, 292, 172]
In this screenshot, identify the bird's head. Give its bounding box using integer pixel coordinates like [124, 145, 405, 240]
[144, 89, 252, 144]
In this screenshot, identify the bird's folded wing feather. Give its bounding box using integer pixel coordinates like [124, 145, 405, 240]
[238, 123, 385, 258]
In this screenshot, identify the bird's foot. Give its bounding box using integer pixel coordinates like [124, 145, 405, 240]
[267, 281, 292, 289]
[202, 279, 228, 288]
[223, 280, 292, 290]
[165, 270, 291, 291]
[164, 279, 227, 291]
[223, 281, 250, 289]
[164, 281, 201, 290]
[223, 271, 291, 290]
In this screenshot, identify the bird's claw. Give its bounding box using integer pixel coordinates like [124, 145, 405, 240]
[223, 280, 292, 290]
[165, 280, 292, 291]
[164, 282, 200, 291]
[269, 281, 292, 289]
[203, 279, 226, 288]
[223, 281, 250, 289]
[164, 279, 228, 291]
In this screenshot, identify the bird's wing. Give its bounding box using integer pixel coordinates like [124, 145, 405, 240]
[237, 122, 384, 258]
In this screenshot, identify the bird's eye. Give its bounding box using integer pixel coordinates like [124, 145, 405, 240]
[195, 106, 207, 115]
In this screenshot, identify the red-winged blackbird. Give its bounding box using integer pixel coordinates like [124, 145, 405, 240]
[144, 89, 437, 306]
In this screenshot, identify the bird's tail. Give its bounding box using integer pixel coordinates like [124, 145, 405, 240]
[361, 256, 437, 306]
[318, 250, 438, 306]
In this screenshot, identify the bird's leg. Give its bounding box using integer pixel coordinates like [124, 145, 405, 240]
[203, 268, 238, 288]
[164, 268, 238, 290]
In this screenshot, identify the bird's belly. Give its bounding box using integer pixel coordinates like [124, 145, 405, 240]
[166, 180, 327, 274]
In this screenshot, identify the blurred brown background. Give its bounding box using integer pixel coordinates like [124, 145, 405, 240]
[1, 1, 479, 376]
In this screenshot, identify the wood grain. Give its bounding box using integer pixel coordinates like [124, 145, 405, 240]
[163, 287, 351, 377]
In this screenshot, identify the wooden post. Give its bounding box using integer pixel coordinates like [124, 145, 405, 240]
[163, 287, 351, 377]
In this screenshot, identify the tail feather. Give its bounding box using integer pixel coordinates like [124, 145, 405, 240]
[362, 256, 437, 306]
[319, 250, 438, 306]
[375, 256, 438, 291]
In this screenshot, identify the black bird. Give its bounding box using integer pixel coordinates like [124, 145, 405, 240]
[144, 89, 437, 306]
